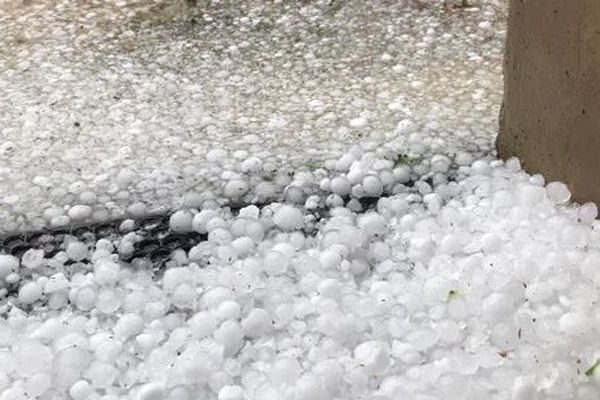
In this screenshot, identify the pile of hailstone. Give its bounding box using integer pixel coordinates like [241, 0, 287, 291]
[2, 144, 600, 400]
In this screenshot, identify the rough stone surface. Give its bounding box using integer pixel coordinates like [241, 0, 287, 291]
[498, 0, 600, 205]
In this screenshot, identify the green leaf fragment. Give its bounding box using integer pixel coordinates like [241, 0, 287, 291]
[447, 290, 459, 301]
[585, 359, 600, 377]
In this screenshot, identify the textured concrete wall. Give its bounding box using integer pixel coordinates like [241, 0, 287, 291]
[497, 0, 600, 204]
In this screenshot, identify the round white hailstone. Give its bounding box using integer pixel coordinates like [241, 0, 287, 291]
[358, 213, 387, 238]
[51, 215, 71, 227]
[218, 385, 244, 400]
[87, 361, 119, 389]
[295, 376, 329, 400]
[347, 168, 366, 186]
[517, 184, 546, 206]
[239, 205, 260, 220]
[318, 279, 341, 299]
[231, 237, 254, 256]
[270, 357, 302, 387]
[579, 202, 598, 225]
[224, 179, 249, 199]
[94, 260, 120, 286]
[217, 245, 238, 263]
[264, 250, 290, 275]
[113, 314, 144, 339]
[69, 380, 93, 400]
[119, 219, 136, 233]
[170, 210, 193, 233]
[481, 233, 502, 253]
[369, 241, 391, 262]
[335, 154, 355, 172]
[172, 283, 196, 308]
[68, 205, 93, 221]
[24, 373, 51, 397]
[135, 382, 165, 400]
[241, 157, 263, 173]
[285, 186, 305, 204]
[214, 321, 244, 356]
[189, 311, 218, 339]
[18, 281, 43, 304]
[162, 267, 193, 293]
[96, 289, 121, 314]
[396, 119, 416, 134]
[325, 194, 344, 208]
[96, 238, 114, 253]
[558, 312, 588, 335]
[346, 198, 363, 212]
[471, 160, 491, 175]
[431, 155, 451, 173]
[241, 308, 272, 338]
[362, 175, 383, 197]
[204, 287, 234, 309]
[217, 300, 241, 320]
[511, 377, 538, 400]
[183, 192, 203, 209]
[0, 255, 19, 279]
[254, 182, 280, 202]
[482, 293, 513, 324]
[546, 181, 571, 204]
[73, 286, 97, 311]
[349, 116, 368, 129]
[192, 210, 216, 234]
[354, 341, 390, 375]
[273, 205, 303, 231]
[66, 241, 88, 262]
[22, 248, 45, 270]
[207, 148, 228, 163]
[440, 234, 461, 255]
[319, 250, 341, 270]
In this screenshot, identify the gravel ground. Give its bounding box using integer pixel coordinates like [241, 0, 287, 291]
[0, 0, 505, 234]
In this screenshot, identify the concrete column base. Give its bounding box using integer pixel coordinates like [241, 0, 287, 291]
[497, 0, 600, 204]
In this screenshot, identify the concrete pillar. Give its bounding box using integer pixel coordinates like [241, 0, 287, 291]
[497, 0, 600, 204]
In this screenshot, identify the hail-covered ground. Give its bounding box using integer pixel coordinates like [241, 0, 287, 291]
[5, 1, 600, 400]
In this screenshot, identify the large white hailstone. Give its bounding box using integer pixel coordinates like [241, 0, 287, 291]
[511, 376, 538, 400]
[214, 320, 244, 356]
[546, 181, 571, 205]
[362, 175, 383, 197]
[273, 205, 303, 231]
[18, 281, 43, 304]
[66, 241, 88, 261]
[349, 116, 368, 129]
[0, 255, 19, 279]
[579, 202, 598, 225]
[396, 119, 416, 134]
[224, 179, 249, 199]
[218, 385, 244, 400]
[217, 300, 241, 320]
[440, 234, 462, 255]
[169, 210, 193, 233]
[94, 260, 120, 286]
[188, 312, 218, 338]
[207, 148, 228, 163]
[480, 233, 502, 253]
[68, 204, 93, 221]
[22, 248, 45, 270]
[294, 375, 329, 400]
[319, 250, 341, 270]
[335, 154, 355, 172]
[24, 373, 51, 397]
[162, 267, 193, 293]
[264, 250, 290, 275]
[558, 312, 588, 335]
[87, 360, 119, 388]
[135, 382, 164, 400]
[241, 308, 271, 338]
[114, 314, 144, 339]
[430, 154, 451, 173]
[285, 186, 305, 204]
[318, 279, 341, 299]
[353, 341, 390, 375]
[482, 293, 513, 324]
[69, 380, 93, 400]
[270, 357, 302, 387]
[241, 157, 262, 173]
[517, 184, 546, 206]
[96, 289, 121, 314]
[357, 213, 387, 238]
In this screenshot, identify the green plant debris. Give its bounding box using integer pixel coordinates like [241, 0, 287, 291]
[585, 359, 600, 377]
[393, 153, 411, 168]
[447, 290, 459, 301]
[304, 160, 321, 171]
